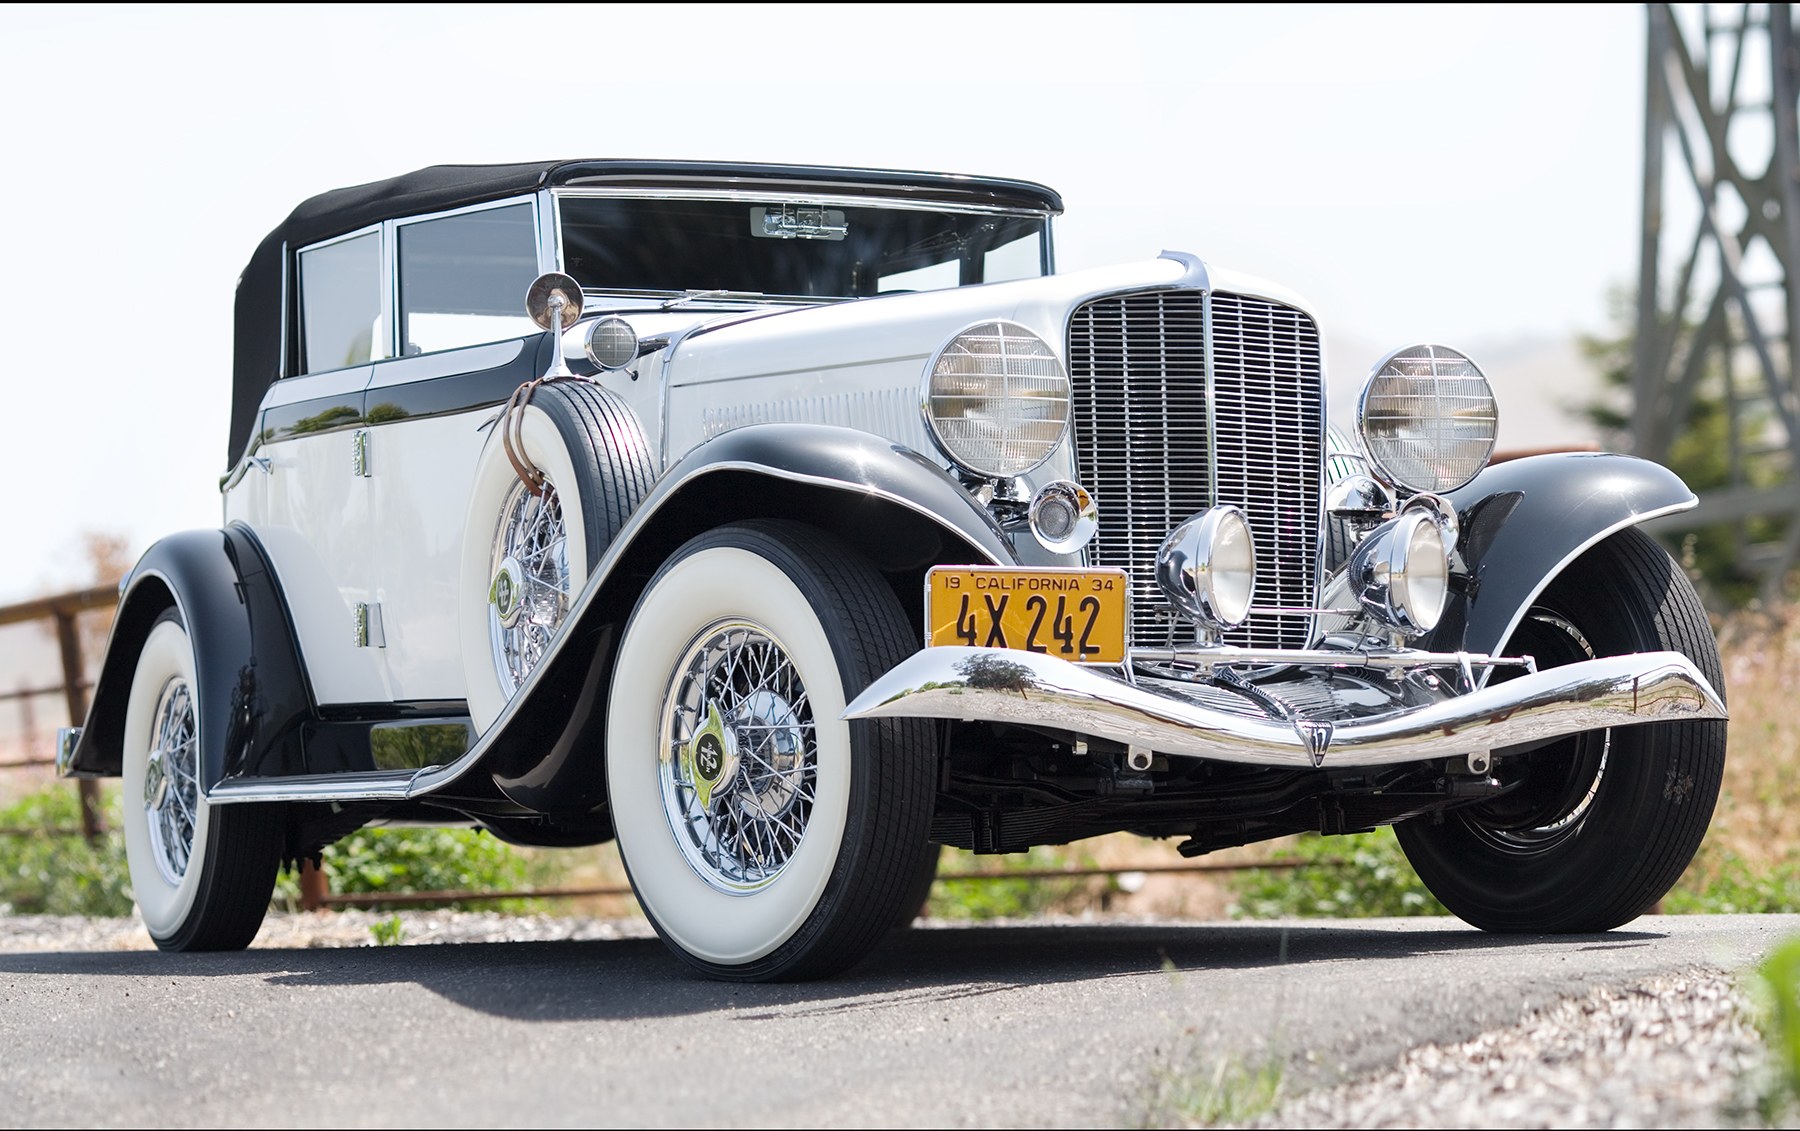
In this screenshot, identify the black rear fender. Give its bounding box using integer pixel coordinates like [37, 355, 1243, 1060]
[67, 526, 311, 790]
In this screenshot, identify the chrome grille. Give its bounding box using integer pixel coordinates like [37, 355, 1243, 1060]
[1067, 290, 1324, 650]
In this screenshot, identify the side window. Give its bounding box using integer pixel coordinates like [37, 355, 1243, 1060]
[398, 203, 538, 356]
[299, 231, 386, 373]
[878, 258, 960, 294]
[983, 233, 1043, 284]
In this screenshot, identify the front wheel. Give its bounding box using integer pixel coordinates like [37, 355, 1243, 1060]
[1396, 527, 1726, 932]
[121, 610, 282, 951]
[606, 521, 936, 980]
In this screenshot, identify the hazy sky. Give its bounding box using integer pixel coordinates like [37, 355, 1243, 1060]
[0, 3, 1646, 603]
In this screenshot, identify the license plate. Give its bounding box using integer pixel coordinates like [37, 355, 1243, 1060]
[926, 567, 1129, 664]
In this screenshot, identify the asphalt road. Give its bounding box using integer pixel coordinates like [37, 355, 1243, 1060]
[1, 914, 1795, 1127]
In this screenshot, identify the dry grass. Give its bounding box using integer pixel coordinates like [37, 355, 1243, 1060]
[1686, 605, 1800, 879]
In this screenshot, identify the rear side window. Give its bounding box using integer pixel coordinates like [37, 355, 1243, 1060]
[398, 203, 539, 355]
[299, 231, 386, 373]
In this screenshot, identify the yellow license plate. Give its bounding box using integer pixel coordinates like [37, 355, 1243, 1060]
[926, 567, 1129, 664]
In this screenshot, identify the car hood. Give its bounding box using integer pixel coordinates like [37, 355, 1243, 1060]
[660, 255, 1319, 388]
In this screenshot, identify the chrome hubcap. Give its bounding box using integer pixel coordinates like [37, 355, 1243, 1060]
[144, 677, 199, 885]
[659, 621, 817, 894]
[489, 479, 571, 695]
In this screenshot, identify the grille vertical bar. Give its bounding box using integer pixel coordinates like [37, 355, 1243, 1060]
[1067, 290, 1324, 650]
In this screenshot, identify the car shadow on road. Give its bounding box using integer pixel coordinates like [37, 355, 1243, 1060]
[0, 919, 1665, 1023]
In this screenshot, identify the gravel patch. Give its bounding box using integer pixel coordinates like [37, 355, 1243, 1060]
[0, 909, 656, 953]
[1239, 969, 1771, 1129]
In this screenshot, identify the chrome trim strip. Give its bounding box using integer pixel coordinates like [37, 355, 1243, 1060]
[208, 457, 1007, 807]
[365, 339, 525, 389]
[552, 185, 1054, 219]
[1475, 496, 1700, 688]
[1201, 289, 1219, 510]
[208, 771, 417, 805]
[1128, 645, 1528, 673]
[261, 364, 371, 408]
[278, 240, 291, 382]
[842, 647, 1726, 769]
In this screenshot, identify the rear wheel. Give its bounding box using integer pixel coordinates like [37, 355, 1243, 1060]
[606, 521, 936, 980]
[1396, 527, 1725, 932]
[121, 610, 281, 951]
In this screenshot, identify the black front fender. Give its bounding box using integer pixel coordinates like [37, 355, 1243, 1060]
[68, 526, 312, 790]
[480, 423, 1013, 813]
[1427, 453, 1696, 658]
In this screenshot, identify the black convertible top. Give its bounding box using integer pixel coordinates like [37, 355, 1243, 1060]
[227, 159, 1064, 467]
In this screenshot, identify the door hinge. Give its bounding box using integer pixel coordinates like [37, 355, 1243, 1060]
[351, 429, 372, 478]
[353, 602, 385, 648]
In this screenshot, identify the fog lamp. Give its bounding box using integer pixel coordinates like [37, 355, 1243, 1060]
[1028, 480, 1097, 553]
[1346, 509, 1451, 636]
[1156, 506, 1257, 629]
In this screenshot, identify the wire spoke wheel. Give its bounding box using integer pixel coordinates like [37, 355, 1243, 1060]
[660, 621, 817, 893]
[488, 478, 572, 696]
[143, 677, 201, 884]
[607, 521, 937, 980]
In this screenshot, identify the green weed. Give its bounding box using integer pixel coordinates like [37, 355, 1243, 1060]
[1227, 827, 1446, 919]
[925, 844, 1103, 920]
[0, 786, 132, 917]
[368, 915, 407, 947]
[275, 826, 558, 912]
[1664, 846, 1800, 914]
[1750, 937, 1800, 1123]
[1153, 1056, 1285, 1126]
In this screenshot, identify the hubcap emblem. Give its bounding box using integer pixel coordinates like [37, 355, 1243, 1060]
[682, 701, 738, 808]
[143, 748, 169, 810]
[490, 556, 525, 628]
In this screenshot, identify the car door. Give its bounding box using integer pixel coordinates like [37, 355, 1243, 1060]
[364, 198, 544, 702]
[248, 226, 389, 706]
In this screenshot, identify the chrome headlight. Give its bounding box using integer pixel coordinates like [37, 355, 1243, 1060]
[1346, 505, 1452, 636]
[584, 317, 639, 370]
[1156, 506, 1257, 629]
[923, 321, 1070, 478]
[1356, 345, 1498, 493]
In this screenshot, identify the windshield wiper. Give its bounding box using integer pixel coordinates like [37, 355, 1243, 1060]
[662, 288, 768, 310]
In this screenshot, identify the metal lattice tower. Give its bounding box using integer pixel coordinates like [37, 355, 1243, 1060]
[1637, 2, 1800, 592]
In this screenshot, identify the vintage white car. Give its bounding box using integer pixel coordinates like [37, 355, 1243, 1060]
[62, 160, 1727, 980]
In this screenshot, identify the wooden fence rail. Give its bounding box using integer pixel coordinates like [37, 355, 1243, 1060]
[1, 585, 1341, 913]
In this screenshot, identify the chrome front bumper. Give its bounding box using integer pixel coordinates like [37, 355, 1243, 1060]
[842, 648, 1727, 769]
[55, 727, 82, 777]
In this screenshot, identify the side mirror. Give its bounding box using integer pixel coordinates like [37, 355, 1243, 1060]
[525, 272, 584, 379]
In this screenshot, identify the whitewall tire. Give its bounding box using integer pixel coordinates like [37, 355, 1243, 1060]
[122, 611, 280, 951]
[458, 381, 651, 732]
[606, 521, 936, 981]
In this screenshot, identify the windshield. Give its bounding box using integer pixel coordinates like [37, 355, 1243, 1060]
[557, 195, 1049, 300]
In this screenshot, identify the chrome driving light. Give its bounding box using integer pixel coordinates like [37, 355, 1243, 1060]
[1156, 506, 1257, 628]
[1028, 480, 1098, 553]
[1346, 508, 1452, 636]
[923, 321, 1070, 478]
[584, 317, 639, 370]
[1356, 344, 1498, 493]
